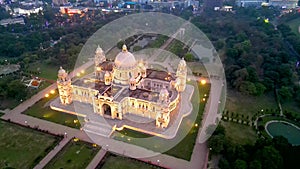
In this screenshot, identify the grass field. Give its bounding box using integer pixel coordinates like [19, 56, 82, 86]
[23, 92, 83, 129]
[25, 62, 59, 80]
[281, 101, 300, 118]
[287, 18, 300, 36]
[100, 154, 157, 169]
[113, 82, 210, 160]
[225, 89, 278, 118]
[0, 120, 59, 169]
[221, 121, 257, 145]
[45, 140, 99, 169]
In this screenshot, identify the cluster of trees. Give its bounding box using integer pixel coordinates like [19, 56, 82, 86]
[0, 75, 28, 108]
[192, 8, 298, 99]
[209, 125, 300, 169]
[0, 8, 10, 20]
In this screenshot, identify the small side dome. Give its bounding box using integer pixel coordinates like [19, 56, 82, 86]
[179, 57, 186, 67]
[104, 71, 110, 77]
[58, 66, 66, 75]
[96, 45, 103, 54]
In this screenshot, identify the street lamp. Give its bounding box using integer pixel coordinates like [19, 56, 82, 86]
[200, 79, 206, 85]
[50, 90, 55, 94]
[157, 159, 160, 165]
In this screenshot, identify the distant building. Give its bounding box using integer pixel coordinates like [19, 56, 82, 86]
[59, 6, 88, 15]
[94, 0, 108, 7]
[0, 18, 25, 27]
[269, 0, 298, 8]
[52, 0, 68, 6]
[236, 0, 265, 7]
[13, 6, 43, 15]
[20, 0, 43, 6]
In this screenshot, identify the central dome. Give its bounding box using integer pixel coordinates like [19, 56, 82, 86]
[114, 44, 136, 68]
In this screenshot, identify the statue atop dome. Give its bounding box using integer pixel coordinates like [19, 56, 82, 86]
[122, 44, 128, 52]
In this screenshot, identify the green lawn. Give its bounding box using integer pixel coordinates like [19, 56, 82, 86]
[45, 140, 99, 169]
[25, 62, 59, 80]
[0, 120, 60, 169]
[23, 92, 83, 129]
[221, 121, 257, 145]
[187, 62, 208, 77]
[100, 154, 158, 169]
[281, 101, 300, 118]
[113, 82, 210, 160]
[225, 89, 278, 118]
[287, 18, 300, 36]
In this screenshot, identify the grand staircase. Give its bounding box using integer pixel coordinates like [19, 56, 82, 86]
[82, 114, 114, 138]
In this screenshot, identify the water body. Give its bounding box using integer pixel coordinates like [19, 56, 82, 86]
[266, 121, 300, 146]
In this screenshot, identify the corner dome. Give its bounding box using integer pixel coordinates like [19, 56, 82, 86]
[58, 66, 66, 75]
[114, 45, 136, 68]
[179, 57, 186, 67]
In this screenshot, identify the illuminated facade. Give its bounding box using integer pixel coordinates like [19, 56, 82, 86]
[56, 45, 187, 128]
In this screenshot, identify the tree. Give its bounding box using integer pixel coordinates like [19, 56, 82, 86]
[208, 135, 225, 154]
[7, 80, 27, 101]
[219, 158, 231, 169]
[255, 146, 283, 169]
[249, 160, 262, 169]
[184, 53, 194, 61]
[226, 48, 239, 59]
[234, 159, 247, 169]
[278, 86, 293, 102]
[255, 83, 266, 96]
[215, 40, 225, 50]
[239, 81, 257, 95]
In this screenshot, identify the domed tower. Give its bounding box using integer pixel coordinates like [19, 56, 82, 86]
[113, 44, 140, 85]
[104, 71, 112, 85]
[159, 87, 169, 104]
[138, 60, 147, 78]
[57, 67, 72, 105]
[156, 108, 170, 128]
[95, 45, 106, 78]
[175, 58, 187, 92]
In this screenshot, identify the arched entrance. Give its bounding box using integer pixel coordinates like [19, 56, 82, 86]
[102, 104, 111, 116]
